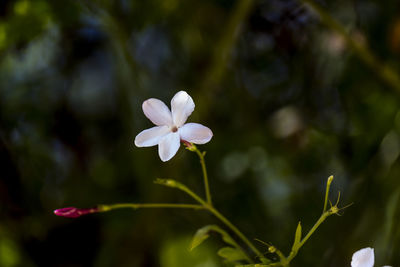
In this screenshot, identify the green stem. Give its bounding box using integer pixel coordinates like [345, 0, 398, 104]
[156, 178, 266, 262]
[193, 146, 212, 205]
[100, 203, 205, 211]
[323, 175, 334, 213]
[275, 249, 289, 266]
[286, 176, 337, 264]
[287, 211, 330, 262]
[300, 0, 400, 93]
[155, 179, 207, 205]
[188, 145, 266, 260]
[207, 206, 266, 261]
[96, 202, 263, 261]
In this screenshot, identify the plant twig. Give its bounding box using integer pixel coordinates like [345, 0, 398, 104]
[155, 178, 267, 262]
[301, 0, 400, 93]
[100, 203, 205, 211]
[191, 145, 212, 205]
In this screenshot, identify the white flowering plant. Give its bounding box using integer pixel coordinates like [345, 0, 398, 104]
[351, 248, 392, 267]
[55, 91, 365, 266]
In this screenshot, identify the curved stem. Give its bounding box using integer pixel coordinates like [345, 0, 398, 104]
[274, 249, 289, 267]
[186, 145, 266, 260]
[298, 212, 329, 249]
[287, 211, 330, 262]
[100, 203, 205, 211]
[300, 0, 400, 93]
[193, 146, 212, 205]
[155, 178, 207, 205]
[207, 206, 266, 261]
[155, 178, 267, 262]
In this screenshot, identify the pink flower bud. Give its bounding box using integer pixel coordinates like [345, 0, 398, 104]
[54, 206, 100, 218]
[182, 140, 196, 151]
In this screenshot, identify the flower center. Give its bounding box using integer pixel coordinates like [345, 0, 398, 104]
[171, 126, 178, 132]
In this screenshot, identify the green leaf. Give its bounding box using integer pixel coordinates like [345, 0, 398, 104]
[291, 221, 302, 251]
[190, 225, 237, 251]
[217, 247, 247, 262]
[190, 226, 211, 251]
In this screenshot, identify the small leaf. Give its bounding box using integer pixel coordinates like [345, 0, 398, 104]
[217, 247, 247, 262]
[190, 227, 211, 251]
[291, 221, 302, 251]
[190, 225, 237, 251]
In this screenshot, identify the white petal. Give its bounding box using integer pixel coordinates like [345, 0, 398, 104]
[134, 126, 170, 147]
[171, 91, 195, 127]
[158, 132, 180, 161]
[351, 248, 374, 267]
[179, 123, 213, 144]
[142, 98, 173, 126]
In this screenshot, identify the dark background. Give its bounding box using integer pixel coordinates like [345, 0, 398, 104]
[1, 0, 400, 266]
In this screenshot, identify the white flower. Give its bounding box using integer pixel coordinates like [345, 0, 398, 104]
[134, 91, 213, 162]
[351, 247, 391, 267]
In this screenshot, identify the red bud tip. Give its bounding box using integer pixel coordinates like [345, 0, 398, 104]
[54, 206, 99, 218]
[182, 140, 195, 151]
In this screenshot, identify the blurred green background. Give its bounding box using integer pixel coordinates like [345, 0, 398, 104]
[1, 0, 400, 266]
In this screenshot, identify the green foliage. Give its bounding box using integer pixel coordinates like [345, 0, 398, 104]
[190, 225, 248, 263]
[290, 222, 302, 253]
[160, 236, 219, 267]
[1, 0, 400, 266]
[190, 225, 237, 251]
[0, 238, 20, 267]
[217, 247, 247, 262]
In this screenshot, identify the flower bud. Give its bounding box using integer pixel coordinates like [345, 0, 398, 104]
[327, 175, 334, 185]
[182, 140, 196, 151]
[54, 206, 100, 218]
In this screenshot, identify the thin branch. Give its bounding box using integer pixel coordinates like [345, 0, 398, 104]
[301, 0, 400, 93]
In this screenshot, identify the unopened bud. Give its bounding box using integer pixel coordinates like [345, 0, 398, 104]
[54, 206, 100, 218]
[182, 140, 196, 151]
[327, 175, 334, 185]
